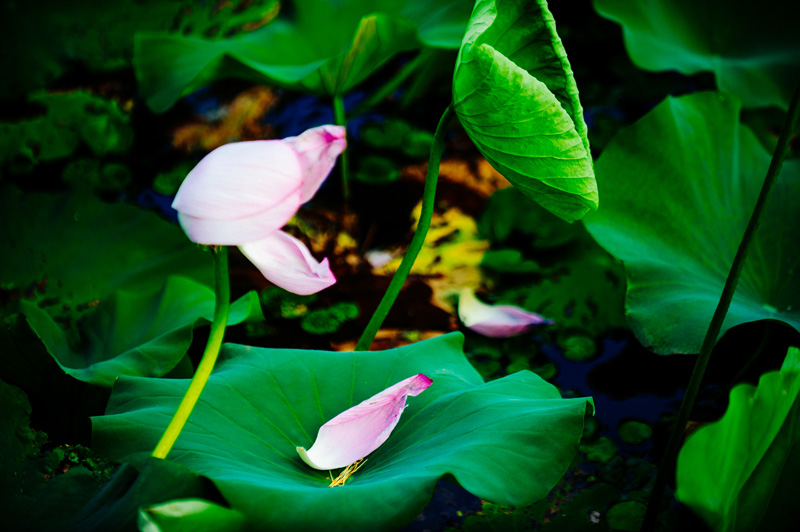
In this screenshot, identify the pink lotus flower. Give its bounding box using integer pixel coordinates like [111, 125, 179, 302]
[296, 374, 432, 470]
[172, 125, 346, 295]
[458, 288, 553, 338]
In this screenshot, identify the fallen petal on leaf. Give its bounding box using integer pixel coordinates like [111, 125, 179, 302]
[297, 374, 432, 470]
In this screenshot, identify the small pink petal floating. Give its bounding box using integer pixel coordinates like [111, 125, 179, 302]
[239, 231, 336, 296]
[296, 374, 432, 470]
[171, 125, 346, 294]
[458, 288, 553, 338]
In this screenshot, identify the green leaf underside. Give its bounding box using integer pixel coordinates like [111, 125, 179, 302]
[20, 277, 260, 387]
[453, 0, 596, 223]
[676, 348, 800, 531]
[93, 333, 591, 532]
[593, 0, 800, 109]
[584, 92, 800, 354]
[135, 0, 472, 112]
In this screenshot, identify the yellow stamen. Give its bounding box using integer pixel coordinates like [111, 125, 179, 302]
[328, 458, 366, 487]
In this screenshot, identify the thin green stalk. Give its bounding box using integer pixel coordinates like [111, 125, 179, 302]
[333, 94, 350, 200]
[642, 79, 800, 531]
[355, 104, 454, 351]
[152, 246, 230, 459]
[351, 51, 428, 117]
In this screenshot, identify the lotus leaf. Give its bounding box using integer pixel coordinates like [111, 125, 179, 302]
[93, 333, 592, 531]
[135, 0, 473, 112]
[453, 0, 597, 223]
[584, 92, 800, 354]
[20, 277, 261, 387]
[676, 348, 800, 531]
[594, 0, 800, 109]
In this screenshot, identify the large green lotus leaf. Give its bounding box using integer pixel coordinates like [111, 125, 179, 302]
[20, 276, 261, 387]
[676, 347, 800, 531]
[593, 0, 800, 109]
[0, 186, 212, 306]
[583, 92, 800, 354]
[93, 333, 591, 532]
[135, 0, 472, 112]
[453, 0, 596, 223]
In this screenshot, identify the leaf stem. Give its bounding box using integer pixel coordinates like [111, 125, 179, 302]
[641, 81, 800, 530]
[152, 246, 230, 459]
[333, 95, 350, 200]
[355, 104, 454, 351]
[351, 51, 428, 116]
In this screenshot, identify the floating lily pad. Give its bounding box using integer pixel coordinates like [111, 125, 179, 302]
[676, 347, 800, 531]
[93, 333, 592, 531]
[584, 92, 800, 354]
[453, 0, 597, 222]
[593, 0, 800, 109]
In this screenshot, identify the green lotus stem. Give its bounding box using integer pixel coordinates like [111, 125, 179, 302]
[355, 104, 454, 351]
[332, 94, 351, 200]
[351, 51, 428, 116]
[642, 79, 800, 531]
[152, 246, 230, 459]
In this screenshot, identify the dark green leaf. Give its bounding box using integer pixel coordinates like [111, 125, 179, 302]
[584, 92, 800, 354]
[135, 0, 472, 112]
[593, 0, 800, 109]
[20, 277, 260, 387]
[93, 333, 591, 532]
[0, 186, 212, 306]
[453, 0, 596, 223]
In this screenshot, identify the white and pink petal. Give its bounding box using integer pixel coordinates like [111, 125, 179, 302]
[458, 288, 552, 338]
[283, 124, 347, 203]
[172, 140, 303, 222]
[296, 374, 432, 470]
[239, 231, 336, 295]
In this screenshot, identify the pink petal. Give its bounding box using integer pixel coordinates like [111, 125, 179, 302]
[172, 139, 303, 229]
[458, 288, 553, 338]
[239, 231, 336, 295]
[176, 189, 301, 245]
[296, 374, 432, 470]
[283, 125, 347, 203]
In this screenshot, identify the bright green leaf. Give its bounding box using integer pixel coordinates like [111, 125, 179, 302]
[93, 333, 592, 532]
[453, 0, 596, 223]
[135, 0, 472, 112]
[593, 0, 800, 109]
[139, 499, 247, 532]
[20, 277, 261, 387]
[676, 347, 800, 531]
[583, 92, 800, 354]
